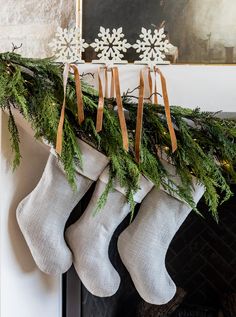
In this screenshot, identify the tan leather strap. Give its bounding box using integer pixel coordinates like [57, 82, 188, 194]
[70, 64, 84, 125]
[156, 68, 177, 153]
[153, 66, 158, 105]
[56, 63, 70, 155]
[56, 64, 84, 155]
[110, 67, 115, 98]
[96, 67, 104, 132]
[135, 70, 145, 163]
[148, 67, 153, 103]
[112, 67, 129, 151]
[104, 66, 108, 98]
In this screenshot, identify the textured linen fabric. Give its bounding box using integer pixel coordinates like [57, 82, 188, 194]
[16, 140, 109, 275]
[65, 167, 154, 297]
[118, 181, 204, 305]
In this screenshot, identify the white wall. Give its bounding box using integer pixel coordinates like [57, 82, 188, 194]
[0, 0, 75, 57]
[0, 111, 61, 317]
[0, 2, 74, 315]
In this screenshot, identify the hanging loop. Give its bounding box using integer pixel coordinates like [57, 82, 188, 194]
[56, 63, 85, 155]
[112, 67, 129, 151]
[155, 67, 177, 153]
[96, 67, 106, 132]
[135, 69, 145, 163]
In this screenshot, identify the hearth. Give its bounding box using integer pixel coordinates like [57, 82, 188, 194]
[63, 184, 236, 317]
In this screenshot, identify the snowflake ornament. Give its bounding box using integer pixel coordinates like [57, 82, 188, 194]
[133, 27, 172, 68]
[49, 27, 89, 63]
[91, 27, 131, 67]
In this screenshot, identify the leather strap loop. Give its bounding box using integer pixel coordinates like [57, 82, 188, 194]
[156, 68, 177, 153]
[56, 63, 70, 155]
[148, 67, 153, 103]
[56, 64, 84, 155]
[110, 67, 115, 98]
[135, 70, 145, 163]
[104, 66, 108, 98]
[96, 67, 105, 132]
[112, 67, 129, 151]
[153, 66, 158, 105]
[70, 64, 85, 125]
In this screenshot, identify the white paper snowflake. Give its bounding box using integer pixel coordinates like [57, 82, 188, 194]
[91, 27, 131, 67]
[133, 27, 172, 67]
[49, 27, 89, 63]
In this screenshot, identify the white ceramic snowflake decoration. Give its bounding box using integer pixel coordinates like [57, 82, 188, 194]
[49, 27, 88, 63]
[91, 27, 131, 67]
[133, 27, 172, 67]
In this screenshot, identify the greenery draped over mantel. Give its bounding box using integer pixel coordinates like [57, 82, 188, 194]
[0, 52, 235, 220]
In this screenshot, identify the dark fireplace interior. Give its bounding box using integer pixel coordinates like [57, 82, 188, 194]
[64, 184, 236, 317]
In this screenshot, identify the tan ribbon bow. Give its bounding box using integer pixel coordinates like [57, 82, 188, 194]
[112, 67, 129, 151]
[56, 64, 84, 155]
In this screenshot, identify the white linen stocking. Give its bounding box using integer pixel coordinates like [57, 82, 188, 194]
[17, 140, 109, 275]
[66, 167, 153, 297]
[118, 181, 204, 305]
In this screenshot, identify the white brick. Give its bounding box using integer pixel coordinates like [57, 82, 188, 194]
[0, 0, 75, 57]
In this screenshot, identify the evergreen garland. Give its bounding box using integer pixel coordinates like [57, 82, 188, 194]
[0, 52, 235, 220]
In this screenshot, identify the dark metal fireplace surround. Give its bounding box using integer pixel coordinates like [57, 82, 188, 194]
[63, 182, 236, 317]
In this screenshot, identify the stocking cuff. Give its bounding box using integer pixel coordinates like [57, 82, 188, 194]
[99, 167, 154, 203]
[51, 139, 109, 181]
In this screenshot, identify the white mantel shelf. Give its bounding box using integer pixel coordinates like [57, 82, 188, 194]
[79, 63, 236, 113]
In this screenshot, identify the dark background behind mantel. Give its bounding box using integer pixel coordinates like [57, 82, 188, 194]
[64, 184, 236, 317]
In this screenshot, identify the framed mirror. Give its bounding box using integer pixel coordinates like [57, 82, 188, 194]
[78, 0, 236, 64]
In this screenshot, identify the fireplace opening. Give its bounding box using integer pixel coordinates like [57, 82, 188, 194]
[63, 184, 236, 317]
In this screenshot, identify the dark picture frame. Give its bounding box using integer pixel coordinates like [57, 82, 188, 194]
[79, 0, 236, 64]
